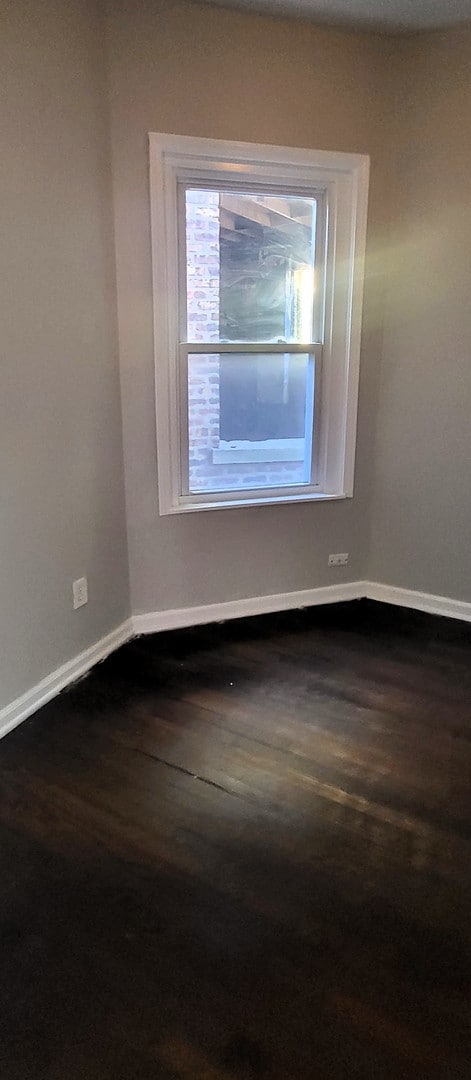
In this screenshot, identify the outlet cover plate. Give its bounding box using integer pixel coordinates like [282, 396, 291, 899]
[328, 553, 349, 567]
[73, 577, 88, 609]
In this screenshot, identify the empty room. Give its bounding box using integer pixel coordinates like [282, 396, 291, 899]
[1, 0, 471, 1076]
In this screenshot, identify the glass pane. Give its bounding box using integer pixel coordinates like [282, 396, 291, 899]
[185, 189, 316, 344]
[187, 353, 314, 494]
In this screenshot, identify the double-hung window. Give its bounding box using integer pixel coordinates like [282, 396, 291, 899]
[149, 134, 369, 514]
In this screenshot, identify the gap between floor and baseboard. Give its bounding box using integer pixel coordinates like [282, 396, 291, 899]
[132, 580, 471, 636]
[0, 621, 133, 742]
[364, 581, 471, 624]
[1, 580, 471, 742]
[132, 580, 362, 635]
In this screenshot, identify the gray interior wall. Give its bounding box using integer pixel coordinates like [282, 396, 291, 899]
[0, 0, 129, 709]
[106, 0, 393, 616]
[368, 27, 471, 600]
[4, 0, 469, 722]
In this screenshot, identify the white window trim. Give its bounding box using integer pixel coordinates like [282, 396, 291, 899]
[149, 133, 369, 516]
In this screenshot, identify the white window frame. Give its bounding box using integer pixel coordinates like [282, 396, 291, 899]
[149, 133, 369, 516]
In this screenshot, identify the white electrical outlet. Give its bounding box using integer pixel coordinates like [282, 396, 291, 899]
[73, 577, 88, 609]
[328, 553, 349, 567]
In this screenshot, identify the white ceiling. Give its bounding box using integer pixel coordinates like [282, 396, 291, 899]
[199, 0, 471, 33]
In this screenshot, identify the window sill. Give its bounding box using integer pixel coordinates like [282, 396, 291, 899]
[213, 438, 305, 464]
[161, 491, 351, 515]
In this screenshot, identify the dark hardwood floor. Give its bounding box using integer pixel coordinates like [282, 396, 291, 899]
[1, 600, 471, 1079]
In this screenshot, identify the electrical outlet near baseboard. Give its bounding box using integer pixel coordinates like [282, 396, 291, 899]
[73, 577, 88, 609]
[328, 553, 349, 567]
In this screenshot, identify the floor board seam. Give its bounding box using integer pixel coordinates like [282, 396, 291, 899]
[131, 746, 245, 800]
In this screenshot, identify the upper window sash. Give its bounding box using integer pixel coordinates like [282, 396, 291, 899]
[177, 179, 327, 349]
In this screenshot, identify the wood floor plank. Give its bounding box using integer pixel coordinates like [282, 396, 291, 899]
[1, 600, 470, 1077]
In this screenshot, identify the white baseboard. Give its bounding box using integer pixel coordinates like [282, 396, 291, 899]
[0, 620, 133, 742]
[132, 581, 365, 636]
[2, 580, 470, 743]
[133, 580, 471, 637]
[364, 581, 471, 623]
